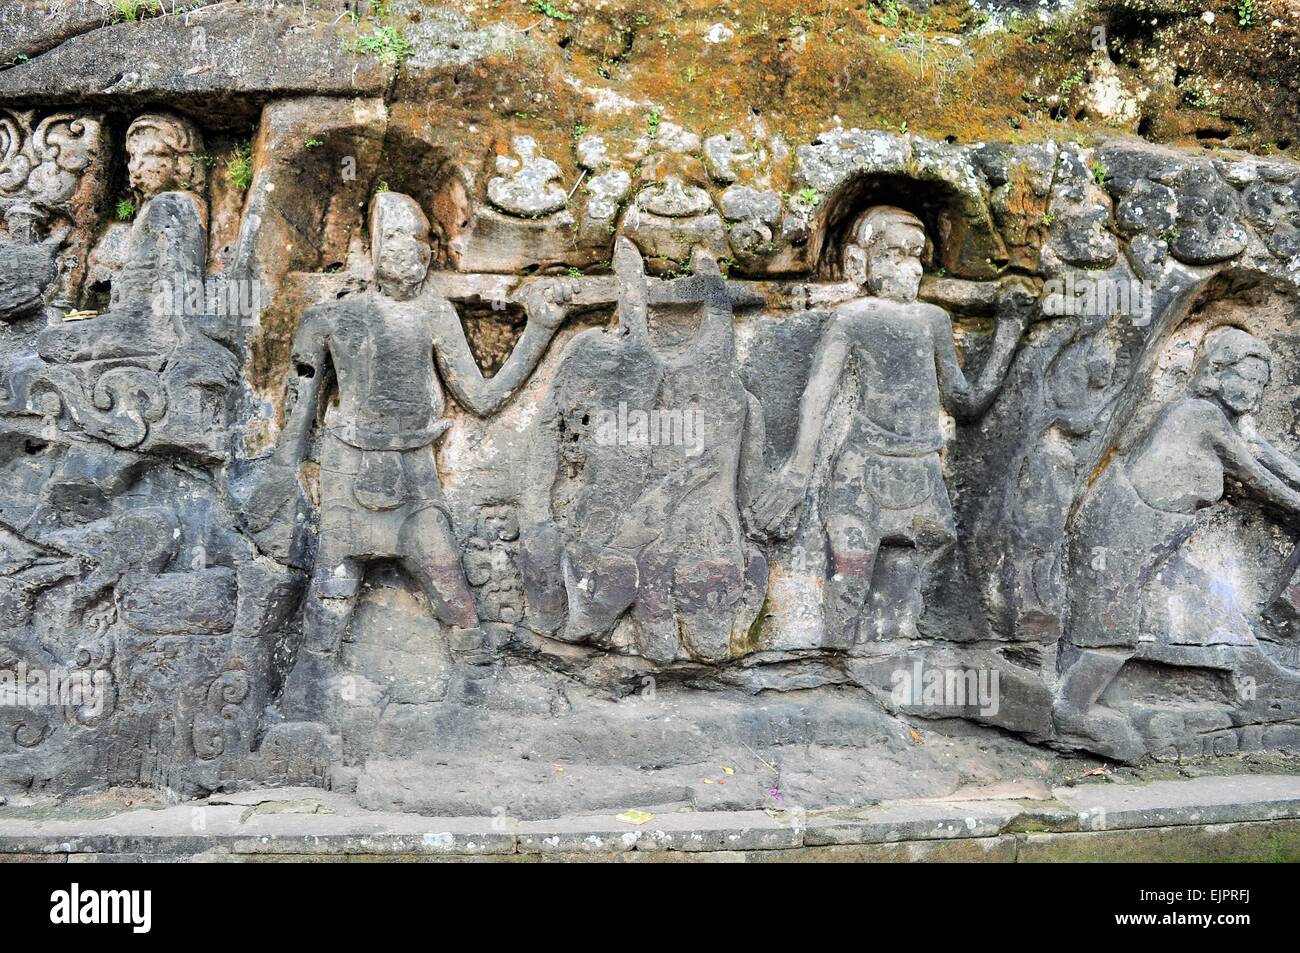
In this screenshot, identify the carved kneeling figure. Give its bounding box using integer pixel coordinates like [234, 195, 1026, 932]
[1057, 327, 1300, 762]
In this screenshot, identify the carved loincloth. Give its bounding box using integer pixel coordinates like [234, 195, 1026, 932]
[828, 445, 956, 545]
[316, 433, 450, 563]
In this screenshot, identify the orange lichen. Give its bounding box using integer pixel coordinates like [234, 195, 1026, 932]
[373, 0, 1300, 159]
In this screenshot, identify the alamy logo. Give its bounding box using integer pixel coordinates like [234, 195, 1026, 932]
[594, 401, 705, 456]
[1041, 273, 1154, 326]
[49, 883, 152, 934]
[0, 663, 109, 717]
[890, 661, 1000, 716]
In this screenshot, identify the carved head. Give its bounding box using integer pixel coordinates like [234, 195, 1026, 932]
[479, 504, 520, 542]
[1192, 326, 1272, 416]
[370, 192, 432, 301]
[125, 114, 207, 200]
[844, 206, 926, 303]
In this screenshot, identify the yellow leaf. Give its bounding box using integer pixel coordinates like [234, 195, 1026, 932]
[722, 766, 734, 775]
[617, 810, 654, 825]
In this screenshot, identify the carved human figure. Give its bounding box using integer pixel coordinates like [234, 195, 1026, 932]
[36, 113, 210, 364]
[751, 206, 1028, 647]
[1058, 327, 1300, 761]
[0, 204, 67, 323]
[463, 504, 526, 625]
[243, 192, 565, 678]
[979, 326, 1124, 639]
[539, 238, 768, 663]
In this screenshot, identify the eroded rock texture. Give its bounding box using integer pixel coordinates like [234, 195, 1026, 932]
[3, 1, 1300, 813]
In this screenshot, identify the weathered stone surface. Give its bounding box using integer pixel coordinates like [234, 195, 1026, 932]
[0, 7, 392, 116]
[3, 2, 1300, 826]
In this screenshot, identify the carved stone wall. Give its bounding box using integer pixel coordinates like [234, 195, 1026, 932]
[3, 1, 1300, 813]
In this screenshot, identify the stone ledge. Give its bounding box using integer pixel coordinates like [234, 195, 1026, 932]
[2, 775, 1298, 862]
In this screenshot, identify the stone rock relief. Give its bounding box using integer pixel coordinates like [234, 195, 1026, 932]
[3, 86, 1300, 810]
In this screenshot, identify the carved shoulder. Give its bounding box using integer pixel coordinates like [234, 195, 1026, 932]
[1162, 397, 1234, 444]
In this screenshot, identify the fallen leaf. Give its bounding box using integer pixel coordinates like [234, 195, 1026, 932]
[1080, 767, 1107, 778]
[617, 810, 654, 825]
[909, 729, 922, 744]
[721, 766, 734, 775]
[702, 778, 713, 784]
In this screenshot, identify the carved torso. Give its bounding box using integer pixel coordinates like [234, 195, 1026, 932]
[309, 288, 453, 452]
[836, 297, 946, 455]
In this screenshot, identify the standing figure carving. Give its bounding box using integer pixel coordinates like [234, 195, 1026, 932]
[752, 206, 1029, 647]
[242, 192, 565, 702]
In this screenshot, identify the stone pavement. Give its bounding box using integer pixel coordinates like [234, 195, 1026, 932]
[2, 775, 1298, 862]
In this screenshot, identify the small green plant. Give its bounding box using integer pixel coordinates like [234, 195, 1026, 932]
[1091, 161, 1108, 187]
[566, 266, 582, 278]
[373, 180, 390, 195]
[1237, 0, 1257, 27]
[345, 25, 413, 64]
[531, 1, 574, 22]
[1181, 77, 1219, 110]
[227, 141, 254, 191]
[798, 187, 822, 207]
[1, 54, 30, 69]
[646, 107, 662, 138]
[1058, 69, 1085, 97]
[875, 0, 903, 29]
[114, 199, 137, 221]
[112, 0, 161, 22]
[571, 121, 588, 142]
[1039, 210, 1056, 227]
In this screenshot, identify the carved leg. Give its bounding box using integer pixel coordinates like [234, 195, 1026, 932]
[824, 512, 881, 650]
[303, 556, 363, 654]
[1054, 645, 1147, 763]
[630, 548, 679, 665]
[674, 558, 745, 663]
[399, 505, 479, 630]
[563, 545, 640, 642]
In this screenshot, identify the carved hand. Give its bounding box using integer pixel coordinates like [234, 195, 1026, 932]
[996, 279, 1037, 334]
[518, 279, 574, 330]
[749, 464, 809, 539]
[237, 458, 301, 533]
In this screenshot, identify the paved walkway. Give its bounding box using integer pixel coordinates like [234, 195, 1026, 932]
[2, 774, 1299, 861]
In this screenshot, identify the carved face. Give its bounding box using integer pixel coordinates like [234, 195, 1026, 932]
[128, 143, 182, 199]
[480, 505, 519, 542]
[375, 226, 432, 300]
[862, 219, 925, 303]
[1218, 355, 1269, 415]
